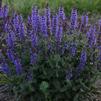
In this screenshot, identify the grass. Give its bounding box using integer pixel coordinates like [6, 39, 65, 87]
[2, 0, 101, 18]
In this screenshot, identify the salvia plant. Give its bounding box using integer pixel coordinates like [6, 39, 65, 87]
[0, 5, 101, 101]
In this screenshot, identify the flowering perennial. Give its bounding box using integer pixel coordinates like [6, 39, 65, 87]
[0, 5, 100, 101]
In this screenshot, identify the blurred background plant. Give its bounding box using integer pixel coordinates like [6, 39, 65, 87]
[2, 0, 101, 18]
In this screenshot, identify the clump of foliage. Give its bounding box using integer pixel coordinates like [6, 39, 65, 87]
[0, 5, 101, 101]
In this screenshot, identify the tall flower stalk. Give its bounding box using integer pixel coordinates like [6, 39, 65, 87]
[76, 50, 87, 74]
[70, 8, 78, 30]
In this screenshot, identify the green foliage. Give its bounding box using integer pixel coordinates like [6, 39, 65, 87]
[40, 81, 49, 94]
[3, 0, 101, 17]
[0, 73, 10, 84]
[0, 32, 100, 101]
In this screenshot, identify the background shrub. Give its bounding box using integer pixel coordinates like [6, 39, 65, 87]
[2, 0, 101, 17]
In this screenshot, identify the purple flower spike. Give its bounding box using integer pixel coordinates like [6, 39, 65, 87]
[13, 14, 19, 32]
[51, 15, 55, 33]
[80, 13, 88, 30]
[80, 50, 87, 63]
[4, 22, 9, 33]
[28, 15, 31, 25]
[66, 69, 73, 80]
[37, 14, 41, 33]
[0, 63, 10, 75]
[7, 49, 15, 63]
[19, 22, 25, 40]
[61, 43, 69, 54]
[85, 14, 88, 27]
[52, 14, 59, 35]
[32, 6, 38, 18]
[45, 5, 52, 35]
[31, 34, 38, 48]
[6, 33, 14, 48]
[59, 26, 63, 41]
[31, 6, 38, 33]
[30, 49, 37, 64]
[76, 50, 87, 74]
[58, 6, 66, 20]
[86, 26, 97, 47]
[3, 5, 9, 18]
[45, 4, 51, 18]
[70, 45, 77, 56]
[55, 25, 63, 42]
[81, 15, 85, 25]
[41, 16, 48, 37]
[70, 8, 78, 30]
[0, 7, 3, 18]
[14, 58, 22, 75]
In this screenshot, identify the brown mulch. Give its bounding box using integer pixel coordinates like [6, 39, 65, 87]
[0, 85, 14, 101]
[94, 79, 101, 101]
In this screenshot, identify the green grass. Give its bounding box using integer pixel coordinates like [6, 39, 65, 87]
[3, 0, 101, 17]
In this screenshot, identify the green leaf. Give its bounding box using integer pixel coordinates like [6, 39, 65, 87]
[0, 73, 10, 84]
[40, 81, 49, 93]
[66, 79, 72, 88]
